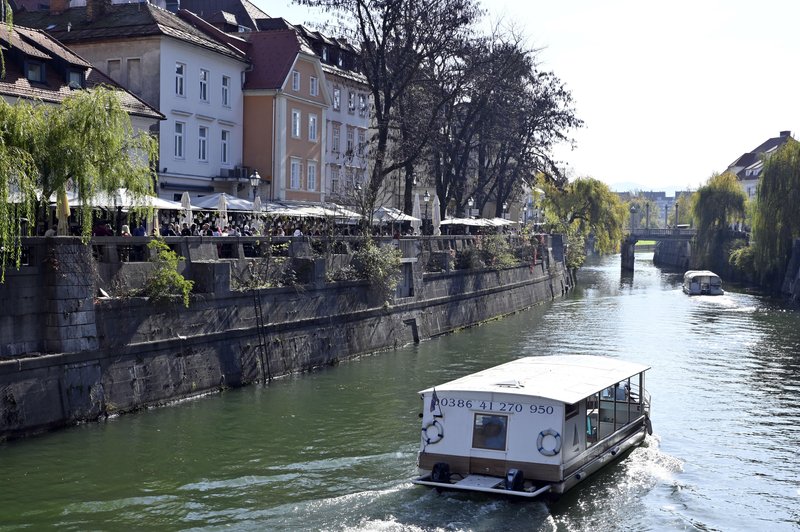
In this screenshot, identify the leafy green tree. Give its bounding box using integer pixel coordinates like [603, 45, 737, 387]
[0, 87, 158, 279]
[751, 138, 800, 288]
[541, 177, 627, 262]
[691, 172, 746, 268]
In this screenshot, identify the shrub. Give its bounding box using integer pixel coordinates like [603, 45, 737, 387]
[142, 238, 193, 307]
[352, 239, 401, 302]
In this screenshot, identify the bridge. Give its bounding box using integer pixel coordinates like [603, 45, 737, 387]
[630, 227, 696, 240]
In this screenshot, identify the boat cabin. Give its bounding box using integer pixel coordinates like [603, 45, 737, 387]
[413, 355, 652, 498]
[682, 270, 724, 295]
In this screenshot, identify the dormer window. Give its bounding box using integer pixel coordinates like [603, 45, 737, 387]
[26, 61, 45, 83]
[321, 47, 328, 62]
[67, 70, 83, 89]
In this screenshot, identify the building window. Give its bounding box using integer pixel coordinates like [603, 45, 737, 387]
[348, 91, 356, 113]
[346, 127, 354, 154]
[333, 88, 341, 111]
[309, 115, 318, 142]
[310, 76, 319, 96]
[26, 61, 45, 83]
[222, 75, 230, 106]
[322, 47, 328, 62]
[106, 59, 121, 82]
[331, 166, 340, 194]
[174, 121, 185, 159]
[175, 62, 185, 96]
[126, 58, 142, 94]
[199, 69, 209, 102]
[357, 129, 366, 156]
[472, 414, 508, 451]
[292, 70, 300, 91]
[198, 126, 208, 162]
[307, 161, 317, 191]
[67, 70, 84, 89]
[290, 158, 302, 189]
[358, 93, 367, 116]
[332, 124, 340, 153]
[221, 129, 230, 165]
[292, 109, 301, 138]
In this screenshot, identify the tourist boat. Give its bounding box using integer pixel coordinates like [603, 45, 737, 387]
[682, 270, 724, 295]
[412, 355, 652, 498]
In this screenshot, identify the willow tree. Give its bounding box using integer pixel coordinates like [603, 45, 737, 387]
[752, 138, 800, 288]
[540, 176, 627, 268]
[0, 86, 158, 279]
[691, 172, 746, 269]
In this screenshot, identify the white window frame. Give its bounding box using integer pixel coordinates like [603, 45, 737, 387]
[221, 75, 230, 107]
[198, 126, 208, 162]
[348, 91, 356, 113]
[310, 76, 319, 96]
[290, 158, 302, 189]
[346, 127, 354, 153]
[292, 70, 300, 91]
[309, 114, 318, 142]
[175, 62, 185, 97]
[174, 121, 185, 159]
[332, 124, 340, 153]
[291, 109, 302, 138]
[199, 68, 209, 102]
[358, 93, 367, 116]
[333, 88, 341, 111]
[221, 129, 230, 165]
[357, 129, 366, 155]
[307, 161, 317, 191]
[330, 166, 340, 194]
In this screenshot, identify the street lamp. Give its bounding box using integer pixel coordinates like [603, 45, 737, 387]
[502, 201, 508, 219]
[674, 201, 679, 229]
[664, 204, 668, 229]
[467, 197, 474, 217]
[423, 190, 430, 235]
[645, 202, 650, 229]
[249, 170, 261, 200]
[630, 204, 637, 232]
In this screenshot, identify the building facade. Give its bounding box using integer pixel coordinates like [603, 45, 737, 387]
[17, 0, 249, 201]
[726, 130, 793, 199]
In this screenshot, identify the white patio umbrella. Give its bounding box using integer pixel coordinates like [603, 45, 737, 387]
[180, 191, 192, 227]
[432, 194, 442, 236]
[252, 196, 263, 234]
[56, 188, 70, 236]
[411, 193, 422, 235]
[217, 194, 228, 229]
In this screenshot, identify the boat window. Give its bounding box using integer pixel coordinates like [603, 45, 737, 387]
[586, 393, 599, 448]
[472, 414, 508, 451]
[565, 402, 579, 420]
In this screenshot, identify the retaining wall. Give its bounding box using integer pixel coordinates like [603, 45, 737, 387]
[0, 236, 570, 441]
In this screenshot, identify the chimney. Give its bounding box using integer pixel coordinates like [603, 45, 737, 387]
[86, 0, 110, 22]
[780, 130, 791, 137]
[49, 0, 69, 15]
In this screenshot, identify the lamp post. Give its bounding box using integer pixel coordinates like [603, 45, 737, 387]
[249, 170, 260, 201]
[467, 197, 474, 217]
[645, 202, 650, 229]
[502, 201, 508, 219]
[630, 204, 637, 233]
[423, 190, 430, 235]
[674, 201, 679, 229]
[664, 204, 668, 229]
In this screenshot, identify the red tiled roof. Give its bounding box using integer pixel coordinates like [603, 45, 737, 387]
[243, 30, 306, 90]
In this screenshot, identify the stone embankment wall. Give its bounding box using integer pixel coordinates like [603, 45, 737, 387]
[782, 238, 800, 301]
[0, 235, 570, 441]
[653, 240, 692, 270]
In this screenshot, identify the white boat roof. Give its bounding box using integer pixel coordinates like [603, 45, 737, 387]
[684, 270, 720, 278]
[419, 355, 650, 405]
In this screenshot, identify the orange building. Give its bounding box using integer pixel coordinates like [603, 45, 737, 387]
[243, 26, 329, 202]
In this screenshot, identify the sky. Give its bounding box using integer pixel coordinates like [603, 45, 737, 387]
[254, 0, 800, 193]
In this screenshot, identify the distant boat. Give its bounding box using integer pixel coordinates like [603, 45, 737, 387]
[682, 270, 724, 295]
[412, 355, 652, 499]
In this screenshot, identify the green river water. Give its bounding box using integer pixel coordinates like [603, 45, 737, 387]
[1, 253, 799, 531]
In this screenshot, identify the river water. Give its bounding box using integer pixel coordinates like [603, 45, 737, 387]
[2, 253, 799, 531]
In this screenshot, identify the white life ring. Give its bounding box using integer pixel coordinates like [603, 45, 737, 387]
[537, 429, 561, 456]
[422, 420, 444, 444]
